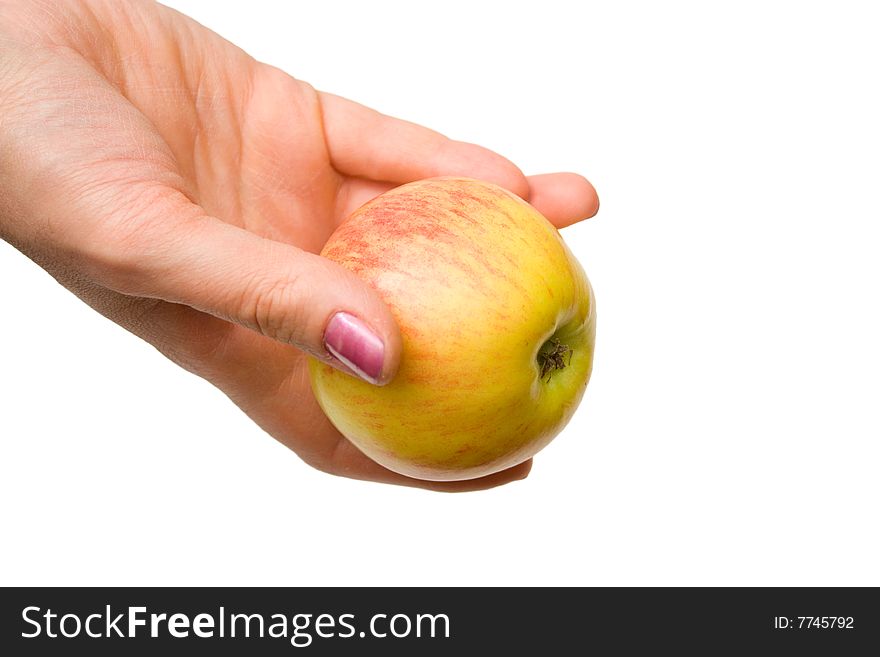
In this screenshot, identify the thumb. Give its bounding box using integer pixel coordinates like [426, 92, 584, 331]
[95, 210, 401, 386]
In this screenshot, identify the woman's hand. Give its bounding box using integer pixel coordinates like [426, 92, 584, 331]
[0, 0, 598, 490]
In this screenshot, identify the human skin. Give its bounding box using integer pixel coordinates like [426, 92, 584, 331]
[0, 0, 599, 491]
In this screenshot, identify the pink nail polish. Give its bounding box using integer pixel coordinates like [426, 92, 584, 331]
[324, 312, 385, 384]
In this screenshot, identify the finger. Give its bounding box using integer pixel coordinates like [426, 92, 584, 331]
[318, 434, 533, 492]
[319, 92, 530, 199]
[82, 188, 401, 385]
[526, 172, 600, 228]
[337, 172, 599, 233]
[428, 458, 532, 492]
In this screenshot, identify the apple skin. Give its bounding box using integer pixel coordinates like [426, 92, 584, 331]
[309, 177, 596, 481]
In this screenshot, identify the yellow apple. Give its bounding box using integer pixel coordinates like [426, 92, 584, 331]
[309, 177, 596, 481]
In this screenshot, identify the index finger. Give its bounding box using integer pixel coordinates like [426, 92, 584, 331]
[319, 92, 531, 199]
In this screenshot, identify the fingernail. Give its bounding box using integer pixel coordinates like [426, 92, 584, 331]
[324, 312, 385, 384]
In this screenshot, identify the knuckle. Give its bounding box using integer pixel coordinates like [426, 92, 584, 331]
[164, 314, 237, 377]
[242, 272, 309, 347]
[299, 436, 349, 478]
[299, 451, 333, 476]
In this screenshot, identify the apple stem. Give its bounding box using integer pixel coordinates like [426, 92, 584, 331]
[538, 337, 573, 382]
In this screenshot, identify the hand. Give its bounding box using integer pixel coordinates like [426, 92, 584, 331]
[0, 0, 599, 490]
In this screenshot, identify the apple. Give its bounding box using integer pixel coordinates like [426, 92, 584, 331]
[309, 177, 596, 481]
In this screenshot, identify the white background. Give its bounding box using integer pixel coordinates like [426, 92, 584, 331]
[1, 0, 878, 586]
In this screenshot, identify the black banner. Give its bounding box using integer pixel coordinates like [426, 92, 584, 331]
[1, 587, 877, 654]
